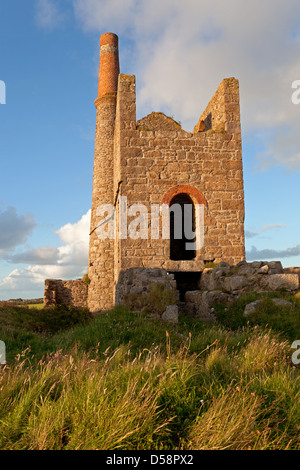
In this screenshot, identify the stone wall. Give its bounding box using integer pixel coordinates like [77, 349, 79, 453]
[115, 267, 178, 315]
[111, 74, 245, 298]
[87, 34, 246, 312]
[184, 261, 300, 321]
[43, 262, 300, 320]
[44, 279, 88, 308]
[194, 77, 241, 134]
[283, 266, 300, 281]
[114, 262, 300, 323]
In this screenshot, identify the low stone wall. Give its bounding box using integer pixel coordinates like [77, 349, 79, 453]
[43, 262, 300, 321]
[283, 267, 300, 281]
[44, 279, 88, 309]
[199, 261, 299, 293]
[184, 261, 300, 321]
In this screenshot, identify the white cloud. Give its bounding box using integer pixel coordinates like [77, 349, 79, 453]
[8, 246, 59, 265]
[35, 0, 65, 31]
[55, 210, 91, 267]
[73, 0, 137, 33]
[245, 224, 287, 239]
[0, 206, 36, 252]
[257, 123, 300, 171]
[0, 210, 91, 300]
[0, 268, 45, 300]
[55, 210, 90, 245]
[247, 245, 300, 261]
[260, 224, 288, 232]
[73, 0, 300, 169]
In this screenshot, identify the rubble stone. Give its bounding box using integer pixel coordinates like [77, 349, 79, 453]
[162, 305, 179, 324]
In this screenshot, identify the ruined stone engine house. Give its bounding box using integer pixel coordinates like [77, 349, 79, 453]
[86, 32, 245, 313]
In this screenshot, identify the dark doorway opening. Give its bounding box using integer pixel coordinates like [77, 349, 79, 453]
[170, 193, 196, 260]
[171, 272, 201, 301]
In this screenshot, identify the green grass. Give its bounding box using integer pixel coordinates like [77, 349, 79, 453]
[0, 304, 93, 362]
[0, 296, 299, 450]
[214, 291, 300, 341]
[27, 303, 44, 310]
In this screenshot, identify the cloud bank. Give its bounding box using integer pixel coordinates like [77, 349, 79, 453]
[72, 0, 300, 170]
[0, 206, 36, 253]
[247, 245, 300, 261]
[0, 210, 91, 300]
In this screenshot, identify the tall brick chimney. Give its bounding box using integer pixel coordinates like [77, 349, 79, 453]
[98, 32, 120, 98]
[88, 33, 120, 313]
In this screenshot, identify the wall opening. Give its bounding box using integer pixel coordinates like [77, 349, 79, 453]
[171, 271, 201, 301]
[170, 193, 196, 261]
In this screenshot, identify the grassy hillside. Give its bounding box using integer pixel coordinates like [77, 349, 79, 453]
[0, 293, 299, 450]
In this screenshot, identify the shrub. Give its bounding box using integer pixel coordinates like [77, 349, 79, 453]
[82, 274, 91, 286]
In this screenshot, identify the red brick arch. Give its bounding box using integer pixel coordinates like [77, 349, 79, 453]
[161, 185, 207, 207]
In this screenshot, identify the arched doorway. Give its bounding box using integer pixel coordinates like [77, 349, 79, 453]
[169, 193, 196, 260]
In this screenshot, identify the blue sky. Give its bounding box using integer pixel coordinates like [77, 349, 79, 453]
[0, 0, 300, 299]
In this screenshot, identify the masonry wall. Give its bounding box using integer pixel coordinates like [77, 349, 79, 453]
[44, 279, 88, 308]
[86, 33, 245, 312]
[113, 75, 245, 295]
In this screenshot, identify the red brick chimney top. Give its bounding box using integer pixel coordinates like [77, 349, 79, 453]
[98, 33, 120, 98]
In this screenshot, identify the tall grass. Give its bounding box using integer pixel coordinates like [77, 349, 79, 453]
[0, 346, 169, 450]
[0, 294, 299, 450]
[186, 387, 267, 450]
[186, 329, 300, 450]
[0, 322, 299, 450]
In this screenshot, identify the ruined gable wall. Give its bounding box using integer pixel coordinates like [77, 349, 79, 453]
[194, 78, 241, 134]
